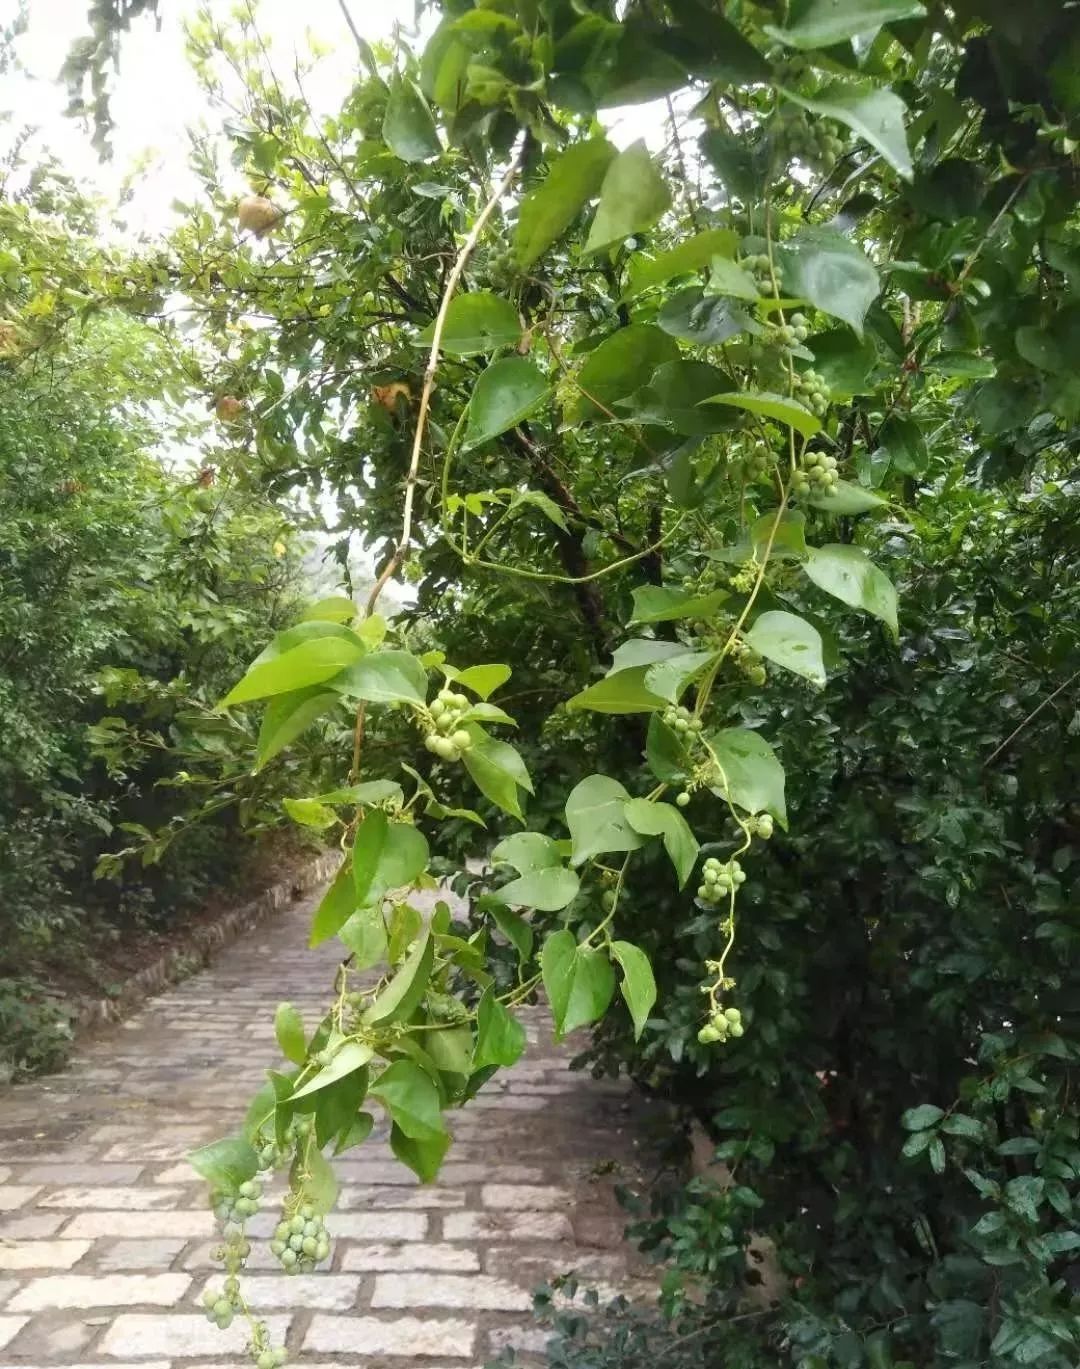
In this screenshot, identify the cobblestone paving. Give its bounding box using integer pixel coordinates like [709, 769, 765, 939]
[0, 885, 656, 1368]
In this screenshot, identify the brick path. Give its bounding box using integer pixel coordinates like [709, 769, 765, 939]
[0, 884, 656, 1367]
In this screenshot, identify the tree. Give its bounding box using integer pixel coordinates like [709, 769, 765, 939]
[73, 1, 1080, 1364]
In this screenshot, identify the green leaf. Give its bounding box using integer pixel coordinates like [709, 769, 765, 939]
[331, 650, 428, 706]
[363, 927, 433, 1026]
[541, 930, 616, 1038]
[333, 1110, 374, 1156]
[515, 138, 618, 270]
[584, 140, 672, 257]
[616, 361, 737, 436]
[929, 1137, 946, 1173]
[803, 545, 899, 638]
[291, 1040, 375, 1101]
[778, 227, 880, 336]
[309, 861, 358, 948]
[188, 1136, 259, 1189]
[623, 798, 699, 888]
[941, 1113, 982, 1138]
[451, 664, 511, 699]
[806, 328, 877, 398]
[744, 611, 826, 685]
[565, 667, 667, 714]
[489, 904, 534, 963]
[643, 649, 716, 704]
[274, 1003, 306, 1066]
[659, 288, 755, 345]
[565, 774, 646, 866]
[337, 907, 388, 970]
[806, 479, 888, 514]
[926, 351, 996, 379]
[352, 811, 429, 908]
[629, 585, 729, 624]
[609, 941, 657, 1040]
[420, 292, 521, 356]
[462, 727, 533, 821]
[463, 358, 549, 450]
[256, 689, 339, 770]
[780, 83, 913, 180]
[877, 414, 927, 476]
[316, 780, 403, 807]
[646, 715, 690, 783]
[390, 1123, 451, 1182]
[708, 728, 788, 828]
[901, 1103, 945, 1130]
[302, 596, 357, 624]
[302, 1145, 339, 1216]
[711, 510, 809, 564]
[491, 831, 580, 911]
[623, 228, 739, 299]
[765, 0, 926, 50]
[371, 1059, 447, 1141]
[222, 635, 364, 707]
[1004, 1175, 1044, 1222]
[571, 324, 680, 422]
[315, 1068, 370, 1149]
[474, 987, 527, 1069]
[282, 797, 337, 830]
[702, 389, 821, 437]
[383, 76, 441, 162]
[708, 256, 760, 302]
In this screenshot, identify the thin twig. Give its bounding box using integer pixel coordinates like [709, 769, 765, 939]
[984, 667, 1080, 768]
[364, 146, 524, 616]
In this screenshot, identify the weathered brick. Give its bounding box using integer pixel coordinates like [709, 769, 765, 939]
[329, 1211, 428, 1241]
[0, 1320, 28, 1352]
[304, 1314, 475, 1357]
[443, 1211, 573, 1242]
[19, 1164, 143, 1185]
[195, 1274, 357, 1310]
[340, 1243, 479, 1273]
[63, 1211, 213, 1239]
[372, 1273, 530, 1311]
[9, 1273, 192, 1312]
[100, 1313, 290, 1358]
[0, 1214, 65, 1240]
[339, 1186, 466, 1210]
[3, 1314, 96, 1358]
[0, 1241, 91, 1272]
[97, 1239, 189, 1271]
[39, 1186, 186, 1210]
[482, 1184, 571, 1211]
[0, 1187, 41, 1212]
[488, 1325, 552, 1356]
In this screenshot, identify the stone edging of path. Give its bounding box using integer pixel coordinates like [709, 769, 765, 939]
[74, 848, 339, 1035]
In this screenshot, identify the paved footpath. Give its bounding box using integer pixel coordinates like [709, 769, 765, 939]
[0, 884, 656, 1369]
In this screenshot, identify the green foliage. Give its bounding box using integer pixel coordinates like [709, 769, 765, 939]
[59, 0, 1080, 1365]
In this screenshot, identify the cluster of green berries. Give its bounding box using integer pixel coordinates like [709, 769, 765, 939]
[698, 1005, 744, 1044]
[424, 689, 474, 762]
[212, 1178, 262, 1230]
[794, 363, 830, 417]
[427, 990, 471, 1023]
[742, 445, 774, 482]
[253, 1349, 288, 1369]
[697, 856, 746, 904]
[201, 1278, 241, 1330]
[742, 252, 775, 295]
[663, 704, 703, 737]
[769, 312, 811, 347]
[748, 813, 774, 840]
[774, 111, 845, 171]
[486, 242, 519, 287]
[730, 639, 767, 686]
[792, 450, 839, 497]
[271, 1204, 331, 1274]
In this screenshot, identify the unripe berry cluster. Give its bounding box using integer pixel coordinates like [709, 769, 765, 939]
[774, 111, 845, 171]
[424, 690, 473, 762]
[486, 243, 518, 286]
[212, 1178, 262, 1229]
[254, 1350, 288, 1369]
[742, 445, 773, 482]
[792, 450, 839, 497]
[271, 1204, 331, 1274]
[730, 639, 767, 686]
[697, 856, 746, 904]
[201, 1279, 241, 1330]
[794, 362, 829, 416]
[698, 1005, 745, 1044]
[748, 813, 774, 840]
[743, 252, 775, 295]
[663, 704, 702, 737]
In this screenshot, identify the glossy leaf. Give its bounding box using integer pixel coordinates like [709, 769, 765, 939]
[489, 904, 534, 963]
[803, 545, 899, 638]
[623, 798, 699, 888]
[708, 256, 760, 301]
[778, 227, 880, 336]
[282, 797, 337, 830]
[765, 0, 926, 49]
[188, 1136, 259, 1189]
[702, 389, 821, 437]
[291, 1040, 375, 1101]
[221, 635, 364, 707]
[629, 585, 729, 624]
[462, 358, 549, 450]
[571, 324, 680, 422]
[420, 291, 521, 356]
[541, 930, 616, 1038]
[363, 927, 433, 1026]
[274, 1002, 306, 1066]
[474, 987, 527, 1068]
[309, 861, 358, 948]
[450, 663, 511, 699]
[584, 140, 672, 257]
[659, 289, 755, 345]
[616, 360, 736, 436]
[806, 479, 888, 514]
[643, 649, 716, 704]
[565, 774, 646, 866]
[383, 77, 441, 162]
[370, 1059, 446, 1141]
[256, 689, 339, 770]
[515, 138, 618, 270]
[462, 726, 533, 820]
[337, 907, 388, 970]
[390, 1123, 451, 1182]
[610, 940, 657, 1040]
[565, 667, 667, 714]
[623, 227, 739, 299]
[331, 650, 427, 706]
[708, 728, 788, 827]
[352, 811, 429, 908]
[780, 83, 913, 180]
[744, 611, 826, 685]
[491, 831, 580, 911]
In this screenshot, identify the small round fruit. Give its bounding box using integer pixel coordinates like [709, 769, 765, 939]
[258, 1353, 276, 1369]
[724, 1007, 741, 1023]
[602, 889, 616, 911]
[676, 791, 690, 808]
[698, 1024, 722, 1044]
[202, 1289, 217, 1310]
[280, 1248, 298, 1268]
[289, 1233, 304, 1252]
[302, 1235, 318, 1256]
[730, 1022, 745, 1038]
[434, 736, 456, 760]
[289, 1215, 305, 1234]
[451, 729, 471, 750]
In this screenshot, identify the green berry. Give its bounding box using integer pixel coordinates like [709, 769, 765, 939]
[274, 1350, 287, 1366]
[202, 1289, 217, 1309]
[213, 1298, 231, 1317]
[281, 1248, 298, 1267]
[289, 1215, 305, 1234]
[698, 1024, 722, 1044]
[258, 1354, 276, 1369]
[730, 1022, 745, 1038]
[676, 791, 690, 808]
[451, 728, 471, 750]
[302, 1235, 318, 1256]
[724, 1007, 741, 1023]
